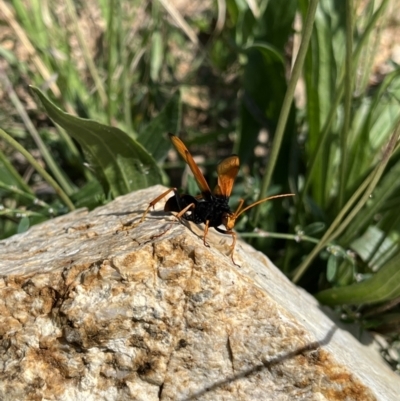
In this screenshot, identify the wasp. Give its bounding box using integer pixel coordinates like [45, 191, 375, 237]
[135, 134, 293, 265]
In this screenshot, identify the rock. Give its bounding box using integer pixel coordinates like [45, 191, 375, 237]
[0, 185, 398, 401]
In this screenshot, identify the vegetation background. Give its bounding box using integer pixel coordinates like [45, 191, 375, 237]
[1, 0, 400, 372]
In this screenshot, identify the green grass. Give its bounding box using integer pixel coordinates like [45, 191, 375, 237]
[1, 0, 400, 369]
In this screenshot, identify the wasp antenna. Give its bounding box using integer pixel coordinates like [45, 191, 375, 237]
[235, 193, 295, 218]
[233, 198, 245, 216]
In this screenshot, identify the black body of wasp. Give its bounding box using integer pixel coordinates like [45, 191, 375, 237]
[164, 193, 233, 233]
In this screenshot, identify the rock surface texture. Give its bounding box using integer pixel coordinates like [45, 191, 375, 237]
[0, 185, 398, 401]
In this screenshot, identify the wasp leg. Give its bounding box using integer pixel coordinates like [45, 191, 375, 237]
[227, 231, 238, 266]
[203, 220, 210, 248]
[150, 202, 195, 240]
[215, 227, 239, 267]
[172, 202, 195, 223]
[128, 188, 178, 229]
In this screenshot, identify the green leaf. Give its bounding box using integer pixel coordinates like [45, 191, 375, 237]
[259, 0, 297, 51]
[346, 71, 400, 189]
[17, 216, 30, 234]
[302, 222, 326, 236]
[70, 179, 106, 209]
[326, 254, 338, 282]
[246, 43, 284, 64]
[238, 45, 287, 164]
[30, 86, 162, 197]
[350, 225, 397, 270]
[302, 0, 346, 205]
[236, 0, 296, 165]
[150, 30, 163, 82]
[137, 90, 181, 162]
[316, 252, 400, 305]
[336, 258, 355, 287]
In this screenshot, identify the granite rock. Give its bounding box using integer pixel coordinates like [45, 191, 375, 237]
[0, 185, 398, 401]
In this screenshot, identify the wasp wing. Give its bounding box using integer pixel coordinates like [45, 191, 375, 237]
[169, 134, 212, 198]
[213, 155, 239, 198]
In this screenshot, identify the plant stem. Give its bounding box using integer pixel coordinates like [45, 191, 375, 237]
[252, 0, 319, 227]
[338, 0, 354, 209]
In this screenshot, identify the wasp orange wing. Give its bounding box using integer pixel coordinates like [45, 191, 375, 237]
[213, 155, 239, 198]
[169, 134, 212, 197]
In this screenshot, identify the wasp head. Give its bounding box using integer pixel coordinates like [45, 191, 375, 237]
[222, 212, 236, 231]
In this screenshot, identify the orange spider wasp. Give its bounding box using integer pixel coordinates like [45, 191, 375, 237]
[136, 134, 294, 265]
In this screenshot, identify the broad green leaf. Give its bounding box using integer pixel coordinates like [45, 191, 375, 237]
[316, 252, 400, 305]
[31, 86, 162, 197]
[137, 91, 181, 162]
